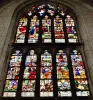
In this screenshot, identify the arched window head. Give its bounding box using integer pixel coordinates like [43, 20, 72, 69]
[13, 3, 80, 44]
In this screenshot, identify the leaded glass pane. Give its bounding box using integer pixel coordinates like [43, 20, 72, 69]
[40, 80, 53, 97]
[21, 50, 37, 97]
[56, 50, 72, 97]
[42, 16, 52, 43]
[65, 15, 78, 43]
[71, 50, 90, 96]
[54, 16, 65, 43]
[28, 16, 39, 43]
[40, 50, 53, 97]
[15, 17, 27, 43]
[3, 50, 22, 97]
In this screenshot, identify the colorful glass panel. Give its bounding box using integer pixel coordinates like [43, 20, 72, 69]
[42, 16, 52, 43]
[48, 9, 55, 16]
[6, 67, 20, 79]
[40, 80, 53, 97]
[4, 80, 18, 91]
[65, 15, 78, 43]
[28, 15, 39, 43]
[54, 16, 65, 43]
[71, 50, 90, 96]
[21, 50, 37, 97]
[40, 50, 53, 97]
[3, 50, 22, 97]
[56, 50, 72, 97]
[15, 17, 27, 43]
[39, 9, 45, 16]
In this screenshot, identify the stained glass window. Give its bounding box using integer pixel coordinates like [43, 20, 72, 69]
[56, 50, 72, 97]
[15, 17, 27, 43]
[54, 16, 65, 43]
[42, 15, 52, 43]
[40, 50, 53, 97]
[3, 50, 22, 97]
[21, 50, 37, 97]
[65, 15, 78, 43]
[3, 3, 90, 99]
[71, 50, 90, 96]
[28, 15, 39, 43]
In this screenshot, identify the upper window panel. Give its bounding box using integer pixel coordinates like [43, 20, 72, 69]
[65, 15, 78, 43]
[54, 15, 65, 43]
[42, 15, 52, 43]
[14, 4, 80, 44]
[15, 17, 27, 43]
[28, 15, 39, 43]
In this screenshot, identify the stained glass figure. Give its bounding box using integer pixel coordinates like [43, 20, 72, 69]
[6, 67, 20, 79]
[23, 67, 36, 79]
[56, 50, 72, 97]
[71, 50, 90, 96]
[42, 16, 52, 43]
[28, 15, 39, 43]
[54, 16, 65, 43]
[41, 67, 52, 79]
[15, 17, 27, 43]
[40, 80, 53, 97]
[21, 50, 37, 97]
[40, 50, 53, 97]
[3, 50, 22, 97]
[4, 80, 18, 91]
[65, 15, 78, 43]
[21, 80, 35, 97]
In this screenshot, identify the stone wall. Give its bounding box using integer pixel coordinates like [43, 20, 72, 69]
[0, 0, 93, 99]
